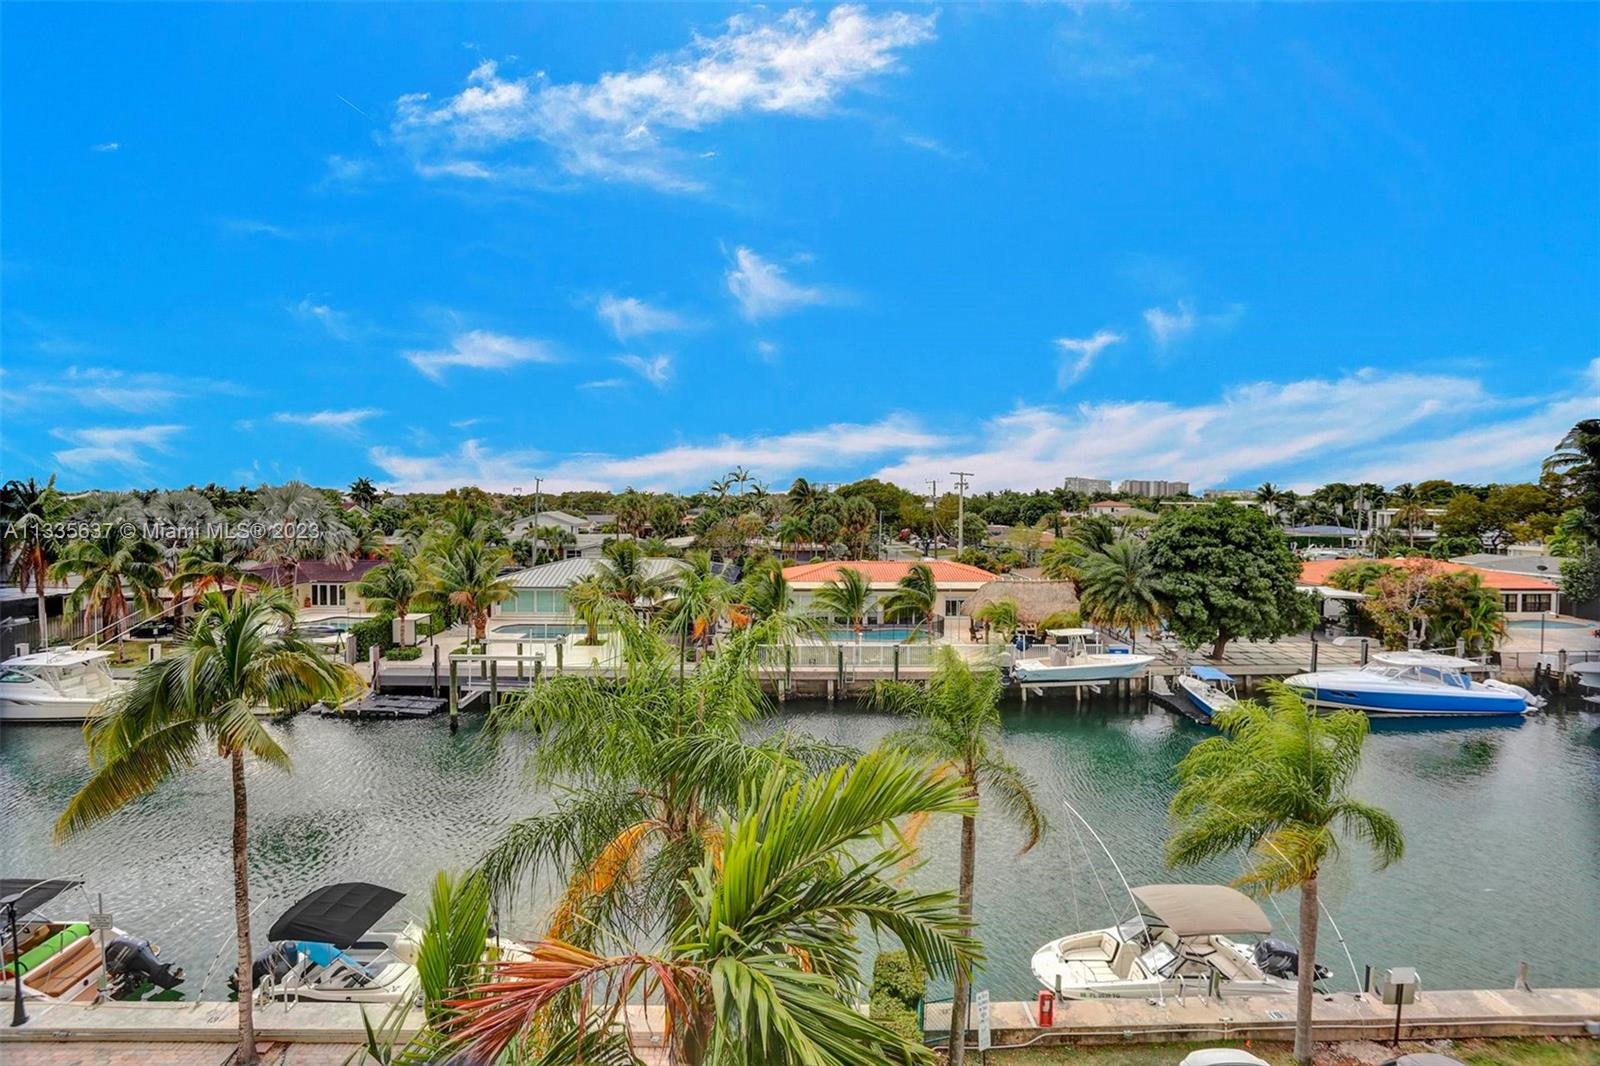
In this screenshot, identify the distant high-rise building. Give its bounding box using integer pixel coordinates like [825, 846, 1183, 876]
[1063, 476, 1113, 495]
[1119, 479, 1191, 498]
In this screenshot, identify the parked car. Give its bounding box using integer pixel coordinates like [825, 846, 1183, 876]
[127, 617, 178, 639]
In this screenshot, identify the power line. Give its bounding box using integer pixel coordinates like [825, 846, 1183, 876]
[950, 471, 973, 554]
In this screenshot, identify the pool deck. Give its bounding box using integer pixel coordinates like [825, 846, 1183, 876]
[3, 987, 1594, 1056]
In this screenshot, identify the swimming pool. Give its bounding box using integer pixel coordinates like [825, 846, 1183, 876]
[492, 623, 587, 640]
[1506, 619, 1590, 631]
[294, 615, 370, 635]
[826, 626, 920, 642]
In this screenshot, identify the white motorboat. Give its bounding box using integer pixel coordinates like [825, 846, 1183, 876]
[2, 877, 185, 1004]
[1285, 651, 1542, 718]
[239, 882, 421, 1004]
[0, 650, 124, 723]
[1173, 666, 1239, 721]
[1031, 883, 1321, 1000]
[1012, 628, 1155, 685]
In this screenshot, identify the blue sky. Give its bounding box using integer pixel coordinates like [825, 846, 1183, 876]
[3, 3, 1596, 494]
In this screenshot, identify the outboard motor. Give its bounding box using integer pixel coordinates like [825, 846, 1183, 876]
[229, 941, 301, 994]
[1253, 938, 1331, 981]
[104, 935, 186, 996]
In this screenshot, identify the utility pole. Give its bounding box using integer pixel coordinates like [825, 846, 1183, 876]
[925, 479, 938, 557]
[951, 471, 973, 555]
[530, 477, 544, 562]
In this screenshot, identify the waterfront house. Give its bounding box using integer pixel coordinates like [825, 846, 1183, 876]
[1298, 557, 1561, 618]
[780, 560, 995, 630]
[243, 558, 384, 615]
[1450, 552, 1592, 619]
[493, 556, 689, 629]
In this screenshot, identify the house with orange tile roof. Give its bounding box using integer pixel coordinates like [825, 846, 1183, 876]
[781, 560, 996, 628]
[1299, 557, 1562, 617]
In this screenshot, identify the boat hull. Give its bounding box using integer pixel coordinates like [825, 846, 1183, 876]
[1284, 674, 1527, 717]
[0, 696, 105, 724]
[1174, 676, 1231, 719]
[1014, 654, 1155, 683]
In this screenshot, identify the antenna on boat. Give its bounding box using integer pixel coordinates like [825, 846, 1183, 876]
[1058, 797, 1149, 940]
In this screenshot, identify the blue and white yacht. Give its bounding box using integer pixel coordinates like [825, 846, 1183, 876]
[1285, 651, 1542, 717]
[1173, 665, 1239, 721]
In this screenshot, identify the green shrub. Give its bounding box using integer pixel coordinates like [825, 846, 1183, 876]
[868, 991, 922, 1044]
[1037, 609, 1082, 632]
[415, 614, 447, 638]
[871, 949, 926, 1007]
[384, 645, 422, 661]
[350, 614, 394, 658]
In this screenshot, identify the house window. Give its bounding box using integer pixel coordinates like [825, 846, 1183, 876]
[310, 582, 346, 607]
[1502, 594, 1517, 613]
[943, 598, 965, 617]
[1519, 594, 1552, 613]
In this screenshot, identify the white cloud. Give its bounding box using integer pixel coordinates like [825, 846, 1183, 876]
[405, 330, 558, 380]
[391, 5, 936, 191]
[290, 297, 351, 340]
[370, 416, 938, 493]
[91, 142, 119, 153]
[614, 354, 673, 388]
[221, 218, 299, 240]
[725, 247, 830, 321]
[1054, 329, 1125, 387]
[596, 295, 688, 340]
[272, 408, 381, 433]
[1143, 300, 1244, 349]
[52, 425, 184, 471]
[323, 155, 370, 184]
[580, 378, 627, 390]
[2, 366, 234, 413]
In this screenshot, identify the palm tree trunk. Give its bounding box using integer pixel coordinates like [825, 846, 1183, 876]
[946, 810, 977, 1066]
[230, 749, 258, 1066]
[1293, 872, 1319, 1065]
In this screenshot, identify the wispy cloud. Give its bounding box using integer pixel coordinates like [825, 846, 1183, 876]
[405, 329, 558, 380]
[323, 154, 370, 184]
[596, 294, 689, 341]
[220, 218, 300, 240]
[272, 408, 381, 434]
[390, 5, 936, 192]
[725, 247, 832, 321]
[615, 354, 673, 388]
[289, 297, 351, 340]
[90, 142, 120, 153]
[1143, 300, 1242, 349]
[52, 424, 185, 471]
[580, 378, 627, 390]
[2, 366, 235, 413]
[1054, 329, 1125, 386]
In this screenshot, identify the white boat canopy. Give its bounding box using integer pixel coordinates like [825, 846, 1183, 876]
[1045, 628, 1097, 638]
[3, 649, 114, 668]
[1131, 884, 1272, 937]
[1371, 651, 1476, 669]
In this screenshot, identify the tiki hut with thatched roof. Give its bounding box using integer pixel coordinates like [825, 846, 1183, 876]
[962, 578, 1081, 634]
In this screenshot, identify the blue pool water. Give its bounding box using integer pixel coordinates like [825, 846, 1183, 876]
[492, 623, 586, 640]
[294, 615, 368, 634]
[827, 626, 920, 642]
[1506, 619, 1590, 631]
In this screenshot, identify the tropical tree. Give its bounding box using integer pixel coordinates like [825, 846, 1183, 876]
[565, 575, 612, 646]
[419, 539, 512, 641]
[660, 551, 733, 651]
[883, 561, 939, 642]
[50, 526, 165, 644]
[1255, 482, 1284, 517]
[1167, 684, 1403, 1065]
[777, 513, 811, 556]
[871, 648, 1044, 1066]
[593, 538, 672, 608]
[478, 616, 852, 954]
[356, 555, 419, 620]
[1, 475, 62, 644]
[55, 590, 360, 1066]
[1039, 515, 1118, 587]
[972, 597, 1021, 641]
[739, 558, 794, 620]
[1544, 418, 1600, 539]
[451, 748, 980, 1066]
[169, 538, 259, 607]
[812, 566, 873, 637]
[1076, 538, 1163, 648]
[348, 476, 380, 510]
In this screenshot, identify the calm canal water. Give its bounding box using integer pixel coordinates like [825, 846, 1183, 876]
[3, 697, 1598, 999]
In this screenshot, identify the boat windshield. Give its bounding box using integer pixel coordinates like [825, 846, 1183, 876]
[0, 669, 36, 684]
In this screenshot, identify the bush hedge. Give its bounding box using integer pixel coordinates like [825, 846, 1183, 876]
[871, 950, 927, 1007]
[868, 991, 922, 1044]
[384, 645, 422, 661]
[350, 614, 394, 658]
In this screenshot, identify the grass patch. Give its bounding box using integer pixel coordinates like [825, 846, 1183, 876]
[989, 1038, 1597, 1065]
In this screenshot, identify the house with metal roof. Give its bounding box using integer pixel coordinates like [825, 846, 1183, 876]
[492, 557, 690, 632]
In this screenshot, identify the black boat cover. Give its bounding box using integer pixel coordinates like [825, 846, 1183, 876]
[267, 882, 403, 948]
[0, 878, 84, 917]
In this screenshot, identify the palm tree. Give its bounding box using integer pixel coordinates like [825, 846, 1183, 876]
[812, 566, 873, 637]
[565, 575, 612, 646]
[1167, 684, 1404, 1065]
[50, 526, 165, 646]
[452, 748, 980, 1066]
[2, 475, 62, 645]
[592, 538, 672, 608]
[55, 590, 360, 1066]
[1545, 418, 1600, 539]
[169, 538, 258, 607]
[1039, 515, 1118, 587]
[1255, 482, 1283, 518]
[883, 561, 939, 642]
[871, 648, 1043, 1066]
[356, 555, 419, 620]
[1076, 538, 1162, 648]
[661, 552, 732, 650]
[777, 513, 811, 557]
[478, 617, 851, 953]
[972, 597, 1020, 642]
[348, 476, 379, 510]
[420, 539, 512, 642]
[739, 558, 795, 620]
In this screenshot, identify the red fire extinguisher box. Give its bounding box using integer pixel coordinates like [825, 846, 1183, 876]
[1037, 989, 1055, 1027]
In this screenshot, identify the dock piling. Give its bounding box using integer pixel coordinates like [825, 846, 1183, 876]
[489, 658, 499, 709]
[448, 659, 459, 734]
[431, 644, 440, 697]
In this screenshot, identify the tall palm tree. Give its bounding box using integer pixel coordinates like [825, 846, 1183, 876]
[478, 617, 850, 952]
[871, 648, 1044, 1066]
[452, 748, 980, 1066]
[356, 554, 419, 620]
[1255, 482, 1283, 517]
[2, 475, 62, 645]
[1167, 684, 1403, 1065]
[661, 552, 732, 650]
[739, 558, 795, 619]
[1544, 418, 1600, 539]
[420, 539, 512, 641]
[565, 574, 612, 646]
[883, 561, 939, 642]
[592, 538, 672, 608]
[348, 476, 379, 510]
[777, 513, 811, 557]
[169, 537, 258, 607]
[812, 566, 873, 637]
[55, 590, 360, 1066]
[50, 526, 165, 645]
[972, 598, 1020, 641]
[1039, 515, 1118, 587]
[1076, 538, 1162, 648]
